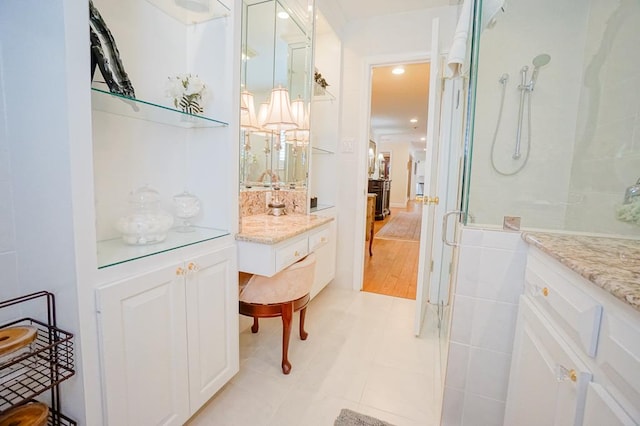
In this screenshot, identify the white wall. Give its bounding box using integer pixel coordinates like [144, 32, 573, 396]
[565, 0, 640, 236]
[442, 228, 527, 426]
[379, 140, 411, 207]
[0, 1, 89, 421]
[330, 6, 459, 289]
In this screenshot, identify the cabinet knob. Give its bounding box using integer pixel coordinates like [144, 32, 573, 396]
[542, 287, 549, 297]
[294, 251, 300, 257]
[556, 364, 577, 383]
[320, 237, 327, 243]
[188, 262, 198, 271]
[176, 267, 185, 276]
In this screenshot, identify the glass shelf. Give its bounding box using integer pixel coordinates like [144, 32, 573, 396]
[311, 146, 335, 155]
[144, 0, 230, 25]
[97, 226, 230, 269]
[91, 88, 229, 128]
[311, 204, 334, 213]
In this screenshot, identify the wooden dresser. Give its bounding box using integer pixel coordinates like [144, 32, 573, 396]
[366, 194, 376, 256]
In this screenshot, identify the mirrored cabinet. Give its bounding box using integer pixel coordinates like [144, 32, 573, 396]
[239, 0, 314, 213]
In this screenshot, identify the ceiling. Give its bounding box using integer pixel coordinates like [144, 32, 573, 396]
[370, 63, 430, 148]
[332, 0, 460, 150]
[336, 0, 456, 22]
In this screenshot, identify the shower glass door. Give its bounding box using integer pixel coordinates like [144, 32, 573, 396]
[463, 0, 640, 238]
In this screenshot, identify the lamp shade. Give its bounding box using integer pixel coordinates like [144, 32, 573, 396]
[263, 87, 297, 131]
[289, 97, 308, 130]
[240, 90, 259, 130]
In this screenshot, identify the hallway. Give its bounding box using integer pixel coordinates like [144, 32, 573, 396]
[363, 201, 422, 299]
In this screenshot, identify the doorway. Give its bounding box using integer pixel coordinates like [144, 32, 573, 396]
[362, 62, 430, 300]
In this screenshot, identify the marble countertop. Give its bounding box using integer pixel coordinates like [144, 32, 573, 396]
[236, 214, 334, 244]
[522, 232, 640, 312]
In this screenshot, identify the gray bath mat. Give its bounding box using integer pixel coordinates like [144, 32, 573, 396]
[334, 408, 396, 426]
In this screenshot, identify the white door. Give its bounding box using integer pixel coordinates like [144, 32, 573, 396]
[505, 297, 592, 426]
[185, 245, 239, 412]
[97, 264, 190, 426]
[414, 18, 465, 335]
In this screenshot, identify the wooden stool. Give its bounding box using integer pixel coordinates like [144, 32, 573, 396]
[239, 253, 316, 374]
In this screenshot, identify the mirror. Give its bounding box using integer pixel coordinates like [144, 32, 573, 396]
[240, 0, 314, 190]
[368, 140, 376, 177]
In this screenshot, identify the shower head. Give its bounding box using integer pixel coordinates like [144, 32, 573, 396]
[532, 53, 551, 68]
[529, 53, 551, 90]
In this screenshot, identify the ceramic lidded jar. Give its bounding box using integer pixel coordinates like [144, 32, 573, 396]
[116, 186, 174, 245]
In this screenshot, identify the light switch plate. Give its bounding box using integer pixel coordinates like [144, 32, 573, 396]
[341, 137, 355, 153]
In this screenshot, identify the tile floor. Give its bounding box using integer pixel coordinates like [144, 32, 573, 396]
[187, 286, 449, 426]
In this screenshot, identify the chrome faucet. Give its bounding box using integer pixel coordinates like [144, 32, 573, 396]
[624, 178, 640, 204]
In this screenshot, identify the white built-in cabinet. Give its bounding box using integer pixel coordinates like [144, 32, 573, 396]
[505, 247, 639, 426]
[97, 244, 238, 426]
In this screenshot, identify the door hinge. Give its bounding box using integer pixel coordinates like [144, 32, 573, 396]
[430, 260, 434, 272]
[449, 262, 453, 274]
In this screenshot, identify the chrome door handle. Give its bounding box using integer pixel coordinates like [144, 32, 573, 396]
[442, 210, 463, 247]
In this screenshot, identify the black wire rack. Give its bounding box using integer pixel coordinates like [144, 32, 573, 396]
[0, 291, 77, 425]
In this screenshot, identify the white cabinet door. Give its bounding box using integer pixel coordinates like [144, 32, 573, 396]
[310, 218, 336, 299]
[505, 297, 592, 426]
[185, 245, 239, 411]
[97, 263, 190, 426]
[583, 383, 636, 426]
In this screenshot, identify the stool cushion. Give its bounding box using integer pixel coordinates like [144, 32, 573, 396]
[239, 253, 316, 305]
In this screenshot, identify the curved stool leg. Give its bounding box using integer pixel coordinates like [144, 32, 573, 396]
[299, 307, 308, 340]
[251, 317, 259, 333]
[281, 302, 293, 374]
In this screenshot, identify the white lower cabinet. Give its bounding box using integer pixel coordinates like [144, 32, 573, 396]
[506, 247, 640, 426]
[505, 297, 591, 426]
[96, 244, 238, 425]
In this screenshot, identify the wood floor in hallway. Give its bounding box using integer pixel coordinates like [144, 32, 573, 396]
[363, 201, 421, 299]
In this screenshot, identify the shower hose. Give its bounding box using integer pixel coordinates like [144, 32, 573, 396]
[490, 79, 532, 176]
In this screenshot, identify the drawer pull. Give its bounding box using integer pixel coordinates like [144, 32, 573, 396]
[320, 237, 327, 243]
[188, 262, 198, 271]
[176, 267, 185, 276]
[556, 365, 577, 382]
[542, 287, 549, 297]
[294, 251, 300, 257]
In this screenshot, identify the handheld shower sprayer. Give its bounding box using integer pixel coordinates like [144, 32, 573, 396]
[490, 53, 551, 175]
[529, 53, 551, 91]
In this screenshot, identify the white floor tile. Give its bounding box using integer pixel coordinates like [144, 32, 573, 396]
[188, 286, 448, 425]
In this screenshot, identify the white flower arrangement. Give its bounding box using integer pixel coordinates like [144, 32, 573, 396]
[165, 73, 208, 115]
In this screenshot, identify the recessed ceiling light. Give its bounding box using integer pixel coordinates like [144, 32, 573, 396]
[392, 66, 405, 75]
[410, 118, 418, 123]
[277, 11, 290, 19]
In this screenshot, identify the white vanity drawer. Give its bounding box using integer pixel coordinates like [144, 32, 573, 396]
[308, 225, 330, 252]
[525, 251, 602, 357]
[595, 310, 640, 421]
[275, 237, 309, 272]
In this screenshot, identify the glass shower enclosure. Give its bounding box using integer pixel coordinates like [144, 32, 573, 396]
[463, 0, 640, 238]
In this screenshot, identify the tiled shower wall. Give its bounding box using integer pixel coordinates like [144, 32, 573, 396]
[441, 227, 527, 426]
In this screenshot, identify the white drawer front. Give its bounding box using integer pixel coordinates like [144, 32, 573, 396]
[525, 254, 602, 357]
[596, 311, 640, 421]
[275, 237, 309, 272]
[308, 225, 330, 252]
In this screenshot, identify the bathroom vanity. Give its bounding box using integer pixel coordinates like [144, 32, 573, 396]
[236, 213, 335, 299]
[505, 233, 640, 425]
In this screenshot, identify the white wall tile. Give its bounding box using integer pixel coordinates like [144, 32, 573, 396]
[441, 387, 464, 426]
[445, 342, 469, 390]
[449, 296, 475, 345]
[466, 347, 512, 402]
[470, 300, 519, 354]
[476, 249, 526, 304]
[462, 393, 506, 426]
[480, 230, 527, 252]
[460, 228, 483, 247]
